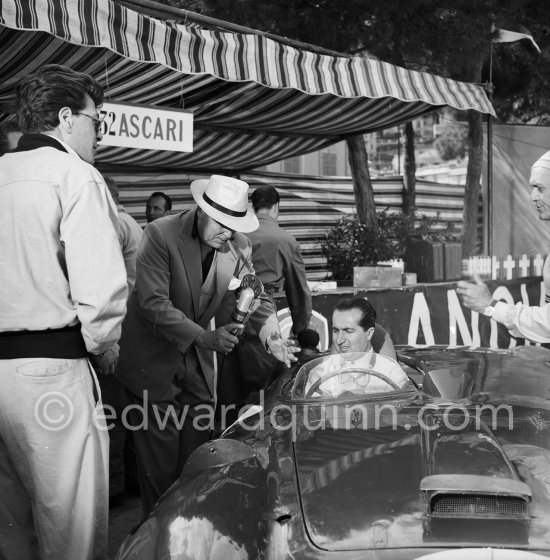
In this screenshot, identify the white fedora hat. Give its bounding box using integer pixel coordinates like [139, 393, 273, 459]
[190, 175, 258, 233]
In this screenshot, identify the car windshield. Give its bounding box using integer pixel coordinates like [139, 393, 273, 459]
[291, 352, 410, 400]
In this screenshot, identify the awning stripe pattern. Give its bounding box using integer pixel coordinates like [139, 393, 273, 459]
[106, 170, 466, 279]
[0, 0, 495, 172]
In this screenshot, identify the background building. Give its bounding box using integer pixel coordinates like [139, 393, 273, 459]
[259, 109, 468, 184]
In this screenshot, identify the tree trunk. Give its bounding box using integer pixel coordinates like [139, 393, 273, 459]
[462, 109, 483, 257]
[403, 121, 416, 218]
[346, 134, 377, 227]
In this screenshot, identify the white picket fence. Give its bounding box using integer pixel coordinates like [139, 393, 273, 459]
[462, 254, 546, 281]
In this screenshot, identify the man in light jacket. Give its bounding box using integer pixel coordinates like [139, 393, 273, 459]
[0, 64, 127, 560]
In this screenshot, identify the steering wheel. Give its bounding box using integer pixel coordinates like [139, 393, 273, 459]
[305, 367, 401, 398]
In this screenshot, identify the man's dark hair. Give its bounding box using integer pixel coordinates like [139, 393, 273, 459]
[148, 191, 172, 211]
[251, 186, 280, 212]
[333, 297, 376, 331]
[104, 176, 119, 204]
[16, 64, 104, 133]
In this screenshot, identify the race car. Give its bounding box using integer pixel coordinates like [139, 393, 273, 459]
[116, 345, 550, 559]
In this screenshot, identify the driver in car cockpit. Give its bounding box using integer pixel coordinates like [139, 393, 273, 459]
[305, 297, 409, 396]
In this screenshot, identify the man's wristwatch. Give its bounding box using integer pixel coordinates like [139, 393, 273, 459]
[483, 299, 499, 317]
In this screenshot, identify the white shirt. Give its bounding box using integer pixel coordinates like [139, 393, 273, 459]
[304, 350, 409, 397]
[492, 301, 550, 343]
[491, 254, 550, 343]
[117, 205, 143, 293]
[0, 142, 127, 354]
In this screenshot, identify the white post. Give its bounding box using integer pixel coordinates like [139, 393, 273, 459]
[518, 254, 530, 277]
[503, 255, 515, 280]
[533, 254, 544, 276]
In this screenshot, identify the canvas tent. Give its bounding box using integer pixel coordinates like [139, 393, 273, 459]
[0, 0, 495, 174]
[483, 123, 550, 258]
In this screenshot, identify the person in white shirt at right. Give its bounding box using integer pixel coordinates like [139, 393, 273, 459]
[457, 151, 550, 343]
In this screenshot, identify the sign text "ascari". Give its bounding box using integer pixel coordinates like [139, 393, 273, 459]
[99, 102, 193, 153]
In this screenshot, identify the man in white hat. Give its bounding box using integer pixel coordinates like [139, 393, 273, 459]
[116, 174, 298, 513]
[457, 151, 550, 341]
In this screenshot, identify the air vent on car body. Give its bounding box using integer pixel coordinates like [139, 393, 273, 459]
[421, 474, 531, 521]
[431, 493, 529, 520]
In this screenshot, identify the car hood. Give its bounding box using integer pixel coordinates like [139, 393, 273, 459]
[293, 396, 550, 553]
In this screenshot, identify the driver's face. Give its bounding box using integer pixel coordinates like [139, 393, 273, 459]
[331, 309, 374, 354]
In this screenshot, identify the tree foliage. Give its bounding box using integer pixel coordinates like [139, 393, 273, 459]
[157, 0, 550, 255]
[490, 20, 550, 122]
[435, 124, 468, 161]
[321, 211, 435, 282]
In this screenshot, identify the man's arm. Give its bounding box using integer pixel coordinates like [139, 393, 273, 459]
[117, 212, 140, 293]
[457, 273, 550, 343]
[61, 177, 127, 361]
[234, 244, 281, 345]
[135, 223, 203, 354]
[284, 243, 312, 334]
[231, 237, 299, 366]
[136, 223, 242, 355]
[492, 303, 550, 342]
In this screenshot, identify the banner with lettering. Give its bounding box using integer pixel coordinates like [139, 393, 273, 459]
[275, 277, 545, 350]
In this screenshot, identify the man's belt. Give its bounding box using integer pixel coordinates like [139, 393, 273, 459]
[0, 324, 88, 359]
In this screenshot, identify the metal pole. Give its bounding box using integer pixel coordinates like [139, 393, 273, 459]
[397, 126, 401, 175]
[118, 0, 349, 58]
[487, 42, 494, 257]
[487, 113, 493, 257]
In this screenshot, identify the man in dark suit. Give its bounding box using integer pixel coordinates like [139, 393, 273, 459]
[116, 175, 297, 513]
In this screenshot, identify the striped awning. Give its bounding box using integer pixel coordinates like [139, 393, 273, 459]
[0, 0, 495, 172]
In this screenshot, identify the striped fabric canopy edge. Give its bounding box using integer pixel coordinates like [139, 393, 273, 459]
[0, 0, 495, 115]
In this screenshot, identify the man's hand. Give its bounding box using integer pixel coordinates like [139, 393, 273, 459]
[195, 324, 245, 353]
[90, 344, 119, 376]
[456, 273, 493, 313]
[266, 332, 301, 367]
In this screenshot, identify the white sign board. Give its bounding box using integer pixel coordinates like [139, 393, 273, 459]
[98, 102, 193, 152]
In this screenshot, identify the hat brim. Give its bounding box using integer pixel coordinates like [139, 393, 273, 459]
[190, 179, 258, 233]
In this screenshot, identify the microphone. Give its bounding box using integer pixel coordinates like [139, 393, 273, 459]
[231, 274, 264, 325]
[231, 286, 255, 324]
